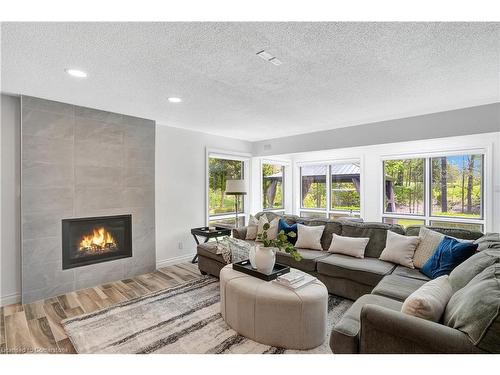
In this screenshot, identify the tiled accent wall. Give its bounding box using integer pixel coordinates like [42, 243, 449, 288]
[21, 96, 156, 303]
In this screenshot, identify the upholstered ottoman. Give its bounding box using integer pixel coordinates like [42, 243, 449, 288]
[220, 264, 328, 350]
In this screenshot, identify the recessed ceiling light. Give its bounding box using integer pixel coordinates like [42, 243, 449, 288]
[168, 97, 182, 103]
[65, 68, 87, 78]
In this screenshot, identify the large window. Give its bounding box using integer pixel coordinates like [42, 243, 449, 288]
[208, 154, 246, 227]
[383, 153, 484, 231]
[262, 163, 284, 211]
[300, 162, 361, 218]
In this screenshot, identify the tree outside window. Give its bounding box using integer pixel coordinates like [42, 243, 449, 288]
[262, 163, 284, 210]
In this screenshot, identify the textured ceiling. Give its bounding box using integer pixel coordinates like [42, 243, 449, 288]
[1, 22, 499, 141]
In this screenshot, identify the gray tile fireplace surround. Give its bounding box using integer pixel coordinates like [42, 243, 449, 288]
[21, 96, 156, 303]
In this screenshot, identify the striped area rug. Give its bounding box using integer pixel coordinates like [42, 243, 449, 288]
[61, 276, 352, 354]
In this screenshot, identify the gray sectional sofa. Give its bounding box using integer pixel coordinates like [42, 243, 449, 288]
[196, 211, 494, 353]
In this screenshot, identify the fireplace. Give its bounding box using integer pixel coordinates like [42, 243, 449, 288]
[62, 214, 132, 269]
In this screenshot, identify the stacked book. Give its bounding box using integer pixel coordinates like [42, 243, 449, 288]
[273, 269, 317, 290]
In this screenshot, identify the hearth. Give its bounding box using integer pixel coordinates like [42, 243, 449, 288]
[62, 214, 132, 269]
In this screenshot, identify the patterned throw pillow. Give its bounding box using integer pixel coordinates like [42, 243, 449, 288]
[245, 215, 259, 240]
[217, 237, 251, 264]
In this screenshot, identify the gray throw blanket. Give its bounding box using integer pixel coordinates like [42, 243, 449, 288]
[474, 233, 500, 251]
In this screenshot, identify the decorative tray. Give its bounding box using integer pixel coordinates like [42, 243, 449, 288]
[232, 260, 290, 281]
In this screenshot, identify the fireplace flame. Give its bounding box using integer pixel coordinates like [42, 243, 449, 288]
[79, 227, 117, 253]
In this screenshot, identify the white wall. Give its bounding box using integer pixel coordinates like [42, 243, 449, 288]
[155, 125, 253, 267]
[253, 103, 500, 157]
[254, 132, 500, 233]
[1, 94, 21, 305]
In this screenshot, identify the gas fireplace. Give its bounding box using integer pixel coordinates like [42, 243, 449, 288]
[62, 214, 132, 269]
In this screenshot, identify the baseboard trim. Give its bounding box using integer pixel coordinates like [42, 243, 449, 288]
[1, 292, 21, 307]
[156, 254, 195, 268]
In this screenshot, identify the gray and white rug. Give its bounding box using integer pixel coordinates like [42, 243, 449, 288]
[61, 276, 352, 354]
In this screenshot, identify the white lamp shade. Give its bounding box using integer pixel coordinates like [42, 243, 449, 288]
[225, 179, 247, 195]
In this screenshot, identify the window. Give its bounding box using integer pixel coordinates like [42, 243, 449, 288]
[300, 162, 361, 218]
[383, 153, 485, 230]
[262, 163, 284, 210]
[208, 154, 247, 227]
[301, 165, 327, 209]
[430, 155, 483, 219]
[331, 163, 361, 213]
[383, 158, 425, 215]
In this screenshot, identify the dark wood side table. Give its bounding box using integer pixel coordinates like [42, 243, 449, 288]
[190, 226, 232, 263]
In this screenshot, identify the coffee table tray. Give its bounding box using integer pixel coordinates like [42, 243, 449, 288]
[232, 260, 290, 281]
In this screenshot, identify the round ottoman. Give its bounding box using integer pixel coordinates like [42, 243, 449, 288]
[220, 264, 328, 350]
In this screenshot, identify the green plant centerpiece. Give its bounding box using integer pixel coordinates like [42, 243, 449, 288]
[256, 222, 302, 262]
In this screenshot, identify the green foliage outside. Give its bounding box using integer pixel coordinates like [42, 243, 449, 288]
[208, 158, 243, 215]
[430, 155, 482, 218]
[302, 181, 327, 208]
[262, 164, 284, 209]
[331, 181, 360, 211]
[384, 159, 425, 214]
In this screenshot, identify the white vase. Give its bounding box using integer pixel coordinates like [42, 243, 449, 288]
[248, 246, 257, 269]
[255, 246, 276, 274]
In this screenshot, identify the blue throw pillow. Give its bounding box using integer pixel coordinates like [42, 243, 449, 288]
[278, 219, 299, 245]
[421, 236, 478, 279]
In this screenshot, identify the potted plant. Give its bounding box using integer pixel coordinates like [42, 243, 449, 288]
[254, 222, 302, 274]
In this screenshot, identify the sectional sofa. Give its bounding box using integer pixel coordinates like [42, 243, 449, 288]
[196, 211, 494, 353]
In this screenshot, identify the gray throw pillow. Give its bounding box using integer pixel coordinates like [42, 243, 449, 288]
[448, 250, 500, 292]
[443, 264, 500, 353]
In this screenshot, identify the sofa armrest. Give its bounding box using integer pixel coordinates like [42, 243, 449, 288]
[359, 304, 480, 354]
[232, 226, 248, 240]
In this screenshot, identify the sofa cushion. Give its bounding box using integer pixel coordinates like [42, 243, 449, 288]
[392, 265, 430, 281]
[317, 254, 396, 286]
[340, 221, 405, 258]
[449, 249, 500, 292]
[474, 233, 500, 251]
[197, 242, 225, 262]
[372, 274, 427, 302]
[405, 225, 483, 241]
[444, 264, 500, 353]
[276, 248, 329, 272]
[331, 294, 402, 353]
[303, 218, 343, 250]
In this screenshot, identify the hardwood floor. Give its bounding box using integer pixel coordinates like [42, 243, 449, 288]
[0, 262, 202, 354]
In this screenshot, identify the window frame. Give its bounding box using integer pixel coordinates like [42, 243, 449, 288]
[206, 149, 251, 227]
[298, 159, 362, 219]
[381, 148, 488, 231]
[261, 159, 286, 212]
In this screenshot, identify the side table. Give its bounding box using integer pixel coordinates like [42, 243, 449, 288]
[190, 226, 231, 263]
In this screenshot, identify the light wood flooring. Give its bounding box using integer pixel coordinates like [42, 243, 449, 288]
[0, 262, 203, 354]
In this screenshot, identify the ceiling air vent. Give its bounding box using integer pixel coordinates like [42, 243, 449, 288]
[256, 50, 282, 66]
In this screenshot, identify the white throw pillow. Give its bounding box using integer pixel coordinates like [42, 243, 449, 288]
[379, 231, 420, 269]
[245, 215, 258, 240]
[401, 275, 453, 322]
[256, 216, 279, 241]
[294, 224, 324, 251]
[328, 233, 369, 258]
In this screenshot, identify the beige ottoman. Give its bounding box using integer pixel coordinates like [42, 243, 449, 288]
[220, 264, 328, 350]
